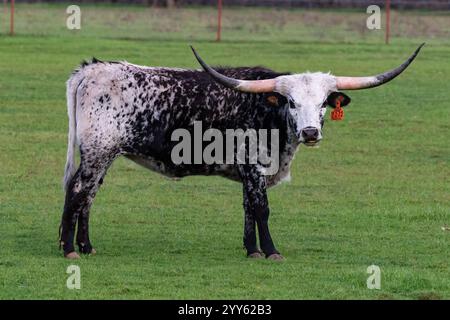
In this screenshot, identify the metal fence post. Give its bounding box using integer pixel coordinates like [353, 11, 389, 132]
[216, 0, 222, 42]
[385, 0, 391, 44]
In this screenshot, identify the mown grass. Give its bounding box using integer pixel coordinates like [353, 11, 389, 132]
[0, 4, 449, 299]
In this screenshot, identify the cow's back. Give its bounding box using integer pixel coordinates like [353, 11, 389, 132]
[68, 60, 293, 184]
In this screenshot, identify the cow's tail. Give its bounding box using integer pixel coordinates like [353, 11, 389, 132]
[63, 74, 83, 192]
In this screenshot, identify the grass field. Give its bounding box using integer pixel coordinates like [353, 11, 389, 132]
[0, 4, 449, 299]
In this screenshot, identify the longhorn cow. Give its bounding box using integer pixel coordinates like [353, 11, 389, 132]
[59, 44, 424, 259]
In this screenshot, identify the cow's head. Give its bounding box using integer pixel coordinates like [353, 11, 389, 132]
[191, 44, 424, 146]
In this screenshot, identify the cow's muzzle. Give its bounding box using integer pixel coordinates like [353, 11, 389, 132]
[301, 127, 320, 146]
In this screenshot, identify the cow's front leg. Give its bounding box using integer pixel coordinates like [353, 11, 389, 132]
[243, 193, 262, 258]
[240, 165, 283, 260]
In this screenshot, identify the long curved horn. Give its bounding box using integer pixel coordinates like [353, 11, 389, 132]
[336, 43, 425, 90]
[191, 46, 276, 93]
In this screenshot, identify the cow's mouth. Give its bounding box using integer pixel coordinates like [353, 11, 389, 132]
[304, 140, 319, 147]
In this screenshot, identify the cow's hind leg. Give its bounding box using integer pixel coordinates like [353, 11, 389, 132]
[75, 164, 110, 255]
[60, 149, 117, 258]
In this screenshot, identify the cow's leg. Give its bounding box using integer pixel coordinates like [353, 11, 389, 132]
[243, 193, 262, 258]
[60, 150, 116, 258]
[239, 165, 283, 260]
[75, 162, 111, 255]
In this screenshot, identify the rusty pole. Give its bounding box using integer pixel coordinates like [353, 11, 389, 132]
[10, 0, 15, 36]
[216, 0, 222, 42]
[3, 0, 8, 34]
[385, 0, 391, 44]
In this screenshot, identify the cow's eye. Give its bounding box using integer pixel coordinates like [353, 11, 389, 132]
[288, 99, 295, 109]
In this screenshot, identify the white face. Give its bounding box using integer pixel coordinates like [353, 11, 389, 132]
[275, 73, 337, 146]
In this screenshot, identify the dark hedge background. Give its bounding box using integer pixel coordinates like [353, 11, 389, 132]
[11, 0, 450, 10]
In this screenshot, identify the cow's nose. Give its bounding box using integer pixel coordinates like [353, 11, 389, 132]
[301, 127, 319, 141]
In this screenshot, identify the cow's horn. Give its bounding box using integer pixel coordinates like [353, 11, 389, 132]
[191, 46, 276, 93]
[336, 43, 425, 90]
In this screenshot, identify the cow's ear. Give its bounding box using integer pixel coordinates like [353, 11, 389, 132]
[327, 92, 351, 108]
[265, 93, 287, 107]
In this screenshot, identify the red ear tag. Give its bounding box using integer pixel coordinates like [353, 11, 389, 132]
[331, 98, 344, 121]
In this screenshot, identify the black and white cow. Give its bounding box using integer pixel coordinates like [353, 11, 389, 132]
[60, 44, 424, 259]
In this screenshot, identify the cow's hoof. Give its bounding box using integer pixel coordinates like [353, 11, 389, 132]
[78, 243, 96, 255]
[81, 248, 97, 255]
[65, 251, 80, 259]
[247, 252, 264, 259]
[266, 253, 285, 261]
